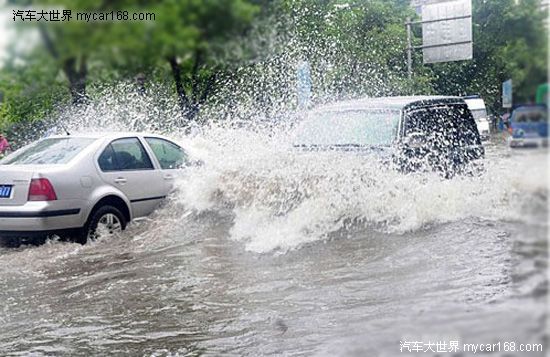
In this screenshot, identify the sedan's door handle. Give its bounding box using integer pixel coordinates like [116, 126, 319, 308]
[114, 177, 127, 184]
[163, 174, 175, 181]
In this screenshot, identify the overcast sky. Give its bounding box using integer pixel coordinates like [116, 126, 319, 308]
[0, 1, 14, 67]
[0, 1, 42, 68]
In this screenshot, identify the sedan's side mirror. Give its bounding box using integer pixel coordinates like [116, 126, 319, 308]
[403, 132, 427, 148]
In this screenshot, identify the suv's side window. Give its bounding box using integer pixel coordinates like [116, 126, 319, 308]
[98, 138, 154, 171]
[404, 104, 480, 145]
[145, 137, 188, 169]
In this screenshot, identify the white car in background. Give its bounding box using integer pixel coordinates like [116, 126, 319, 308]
[464, 96, 491, 140]
[0, 133, 188, 246]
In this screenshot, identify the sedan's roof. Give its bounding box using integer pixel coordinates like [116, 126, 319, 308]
[45, 132, 169, 140]
[311, 95, 464, 112]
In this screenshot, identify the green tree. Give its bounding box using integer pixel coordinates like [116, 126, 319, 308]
[1, 0, 547, 134]
[125, 0, 259, 120]
[0, 50, 68, 132]
[261, 0, 430, 99]
[5, 0, 259, 117]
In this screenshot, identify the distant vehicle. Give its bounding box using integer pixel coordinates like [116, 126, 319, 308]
[292, 96, 484, 176]
[463, 96, 491, 140]
[508, 105, 548, 148]
[0, 133, 189, 246]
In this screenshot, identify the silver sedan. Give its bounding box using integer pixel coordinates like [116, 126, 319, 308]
[0, 132, 188, 245]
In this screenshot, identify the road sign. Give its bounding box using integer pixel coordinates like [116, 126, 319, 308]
[296, 60, 312, 109]
[502, 79, 513, 108]
[421, 0, 472, 64]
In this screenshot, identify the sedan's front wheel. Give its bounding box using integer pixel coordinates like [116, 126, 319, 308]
[75, 205, 127, 244]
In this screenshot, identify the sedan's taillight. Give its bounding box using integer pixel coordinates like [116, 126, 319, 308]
[28, 178, 57, 201]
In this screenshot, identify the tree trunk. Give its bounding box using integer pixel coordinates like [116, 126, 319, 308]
[168, 56, 190, 119]
[198, 72, 217, 106]
[135, 73, 146, 95]
[62, 56, 88, 104]
[39, 25, 87, 105]
[168, 54, 217, 122]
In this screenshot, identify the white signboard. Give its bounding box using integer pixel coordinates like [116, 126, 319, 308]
[422, 0, 472, 64]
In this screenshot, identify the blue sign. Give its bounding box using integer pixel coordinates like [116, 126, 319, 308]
[502, 79, 512, 108]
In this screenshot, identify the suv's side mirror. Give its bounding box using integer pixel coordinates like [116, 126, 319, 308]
[403, 131, 427, 148]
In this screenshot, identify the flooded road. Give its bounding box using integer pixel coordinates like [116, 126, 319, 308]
[0, 139, 547, 356]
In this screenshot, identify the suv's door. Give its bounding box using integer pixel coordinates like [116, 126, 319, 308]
[143, 137, 189, 192]
[97, 137, 166, 218]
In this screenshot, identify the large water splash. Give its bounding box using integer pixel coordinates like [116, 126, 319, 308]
[6, 2, 546, 254]
[11, 80, 544, 254]
[169, 125, 547, 253]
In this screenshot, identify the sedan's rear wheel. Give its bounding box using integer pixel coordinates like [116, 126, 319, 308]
[95, 213, 123, 236]
[75, 205, 127, 244]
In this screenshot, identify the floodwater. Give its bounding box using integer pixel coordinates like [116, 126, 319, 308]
[0, 134, 547, 356]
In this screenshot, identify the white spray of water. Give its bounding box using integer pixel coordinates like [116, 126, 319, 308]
[40, 84, 548, 254]
[29, 73, 545, 255]
[174, 125, 547, 253]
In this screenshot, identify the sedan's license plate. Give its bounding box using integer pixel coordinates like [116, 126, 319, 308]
[0, 185, 12, 198]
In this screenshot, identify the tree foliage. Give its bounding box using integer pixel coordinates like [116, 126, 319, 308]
[0, 0, 547, 135]
[1, 0, 259, 129]
[426, 0, 548, 111]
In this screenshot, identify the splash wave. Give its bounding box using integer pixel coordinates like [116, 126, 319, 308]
[173, 127, 548, 253]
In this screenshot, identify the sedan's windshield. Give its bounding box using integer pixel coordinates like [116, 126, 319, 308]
[1, 137, 96, 165]
[293, 109, 401, 147]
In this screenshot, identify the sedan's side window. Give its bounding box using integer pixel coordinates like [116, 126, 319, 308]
[98, 138, 154, 171]
[145, 137, 188, 169]
[98, 144, 118, 171]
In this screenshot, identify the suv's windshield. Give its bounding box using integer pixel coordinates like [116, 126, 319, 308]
[293, 109, 401, 147]
[1, 137, 96, 165]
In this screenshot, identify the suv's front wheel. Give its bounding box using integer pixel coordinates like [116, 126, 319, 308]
[75, 205, 127, 244]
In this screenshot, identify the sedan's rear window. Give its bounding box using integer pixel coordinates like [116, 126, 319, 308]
[1, 137, 96, 165]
